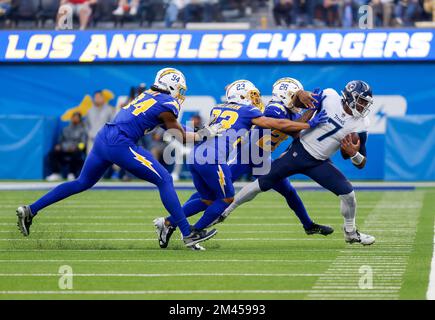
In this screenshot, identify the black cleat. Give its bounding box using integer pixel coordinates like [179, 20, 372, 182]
[16, 205, 33, 236]
[183, 228, 217, 247]
[304, 223, 334, 236]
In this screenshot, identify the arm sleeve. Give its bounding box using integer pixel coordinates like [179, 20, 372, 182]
[358, 131, 368, 157]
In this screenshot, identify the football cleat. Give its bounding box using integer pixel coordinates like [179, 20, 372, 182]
[190, 243, 206, 251]
[205, 214, 227, 228]
[16, 205, 33, 236]
[153, 217, 176, 249]
[183, 228, 217, 247]
[304, 223, 334, 236]
[344, 227, 375, 245]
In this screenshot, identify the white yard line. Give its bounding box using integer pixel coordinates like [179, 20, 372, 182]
[0, 238, 343, 241]
[427, 224, 435, 300]
[0, 290, 311, 295]
[0, 259, 333, 263]
[307, 191, 424, 300]
[0, 273, 322, 277]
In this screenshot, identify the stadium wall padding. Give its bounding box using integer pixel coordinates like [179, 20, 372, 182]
[0, 63, 434, 180]
[0, 116, 58, 179]
[385, 115, 435, 181]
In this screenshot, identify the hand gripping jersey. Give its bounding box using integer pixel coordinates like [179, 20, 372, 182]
[300, 88, 370, 161]
[229, 101, 300, 166]
[111, 89, 180, 144]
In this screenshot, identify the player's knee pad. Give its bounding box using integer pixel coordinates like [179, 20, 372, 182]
[339, 191, 356, 218]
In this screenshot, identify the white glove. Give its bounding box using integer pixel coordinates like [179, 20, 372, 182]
[195, 123, 225, 141]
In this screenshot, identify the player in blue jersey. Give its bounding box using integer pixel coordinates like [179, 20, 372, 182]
[216, 80, 376, 246]
[153, 79, 329, 248]
[16, 68, 223, 248]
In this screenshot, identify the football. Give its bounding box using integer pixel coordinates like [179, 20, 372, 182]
[348, 132, 360, 144]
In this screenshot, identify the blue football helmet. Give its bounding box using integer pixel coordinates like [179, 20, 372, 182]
[341, 80, 373, 118]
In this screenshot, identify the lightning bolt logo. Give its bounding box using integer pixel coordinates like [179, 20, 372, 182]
[217, 165, 226, 197]
[129, 147, 161, 179]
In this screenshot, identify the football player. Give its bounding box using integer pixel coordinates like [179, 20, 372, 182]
[154, 79, 329, 248]
[213, 80, 376, 245]
[16, 68, 222, 248]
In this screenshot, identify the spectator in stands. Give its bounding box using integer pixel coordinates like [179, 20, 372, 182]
[423, 0, 434, 21]
[395, 0, 420, 26]
[85, 90, 115, 153]
[46, 112, 87, 182]
[371, 0, 394, 26]
[203, 0, 220, 22]
[113, 0, 140, 16]
[183, 0, 202, 24]
[190, 114, 203, 131]
[273, 0, 293, 27]
[341, 0, 357, 27]
[58, 0, 97, 30]
[323, 0, 340, 26]
[306, 0, 324, 26]
[0, 0, 11, 17]
[164, 0, 183, 27]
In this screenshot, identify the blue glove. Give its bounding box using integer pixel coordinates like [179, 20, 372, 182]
[308, 109, 328, 128]
[312, 88, 325, 111]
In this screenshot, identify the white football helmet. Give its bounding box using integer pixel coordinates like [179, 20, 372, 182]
[153, 68, 187, 104]
[272, 77, 304, 113]
[225, 80, 264, 111]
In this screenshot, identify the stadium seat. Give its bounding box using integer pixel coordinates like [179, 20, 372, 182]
[38, 0, 61, 27]
[9, 0, 40, 27]
[92, 0, 118, 27]
[113, 0, 165, 28]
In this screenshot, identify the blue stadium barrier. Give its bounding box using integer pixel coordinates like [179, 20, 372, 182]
[385, 115, 435, 181]
[0, 115, 59, 179]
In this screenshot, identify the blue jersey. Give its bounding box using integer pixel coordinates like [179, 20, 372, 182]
[111, 89, 180, 144]
[229, 101, 299, 165]
[194, 102, 263, 163]
[255, 101, 299, 153]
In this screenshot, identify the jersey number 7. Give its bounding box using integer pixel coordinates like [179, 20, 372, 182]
[317, 118, 342, 142]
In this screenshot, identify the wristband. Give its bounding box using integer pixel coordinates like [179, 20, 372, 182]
[351, 152, 364, 165]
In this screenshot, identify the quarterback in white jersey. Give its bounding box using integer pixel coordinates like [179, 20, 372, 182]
[214, 80, 375, 246]
[300, 88, 370, 162]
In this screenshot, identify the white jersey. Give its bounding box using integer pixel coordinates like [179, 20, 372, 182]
[300, 88, 370, 161]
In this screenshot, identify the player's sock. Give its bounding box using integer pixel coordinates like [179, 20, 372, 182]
[157, 180, 191, 237]
[29, 178, 95, 216]
[339, 191, 356, 232]
[167, 198, 208, 227]
[222, 179, 262, 218]
[194, 199, 229, 230]
[273, 182, 313, 229]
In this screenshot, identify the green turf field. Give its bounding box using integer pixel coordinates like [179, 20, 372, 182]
[0, 188, 433, 300]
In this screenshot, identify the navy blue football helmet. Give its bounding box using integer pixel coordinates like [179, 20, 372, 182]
[341, 80, 373, 118]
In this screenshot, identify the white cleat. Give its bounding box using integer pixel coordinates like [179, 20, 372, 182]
[344, 228, 375, 246]
[190, 243, 206, 251]
[153, 217, 175, 249]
